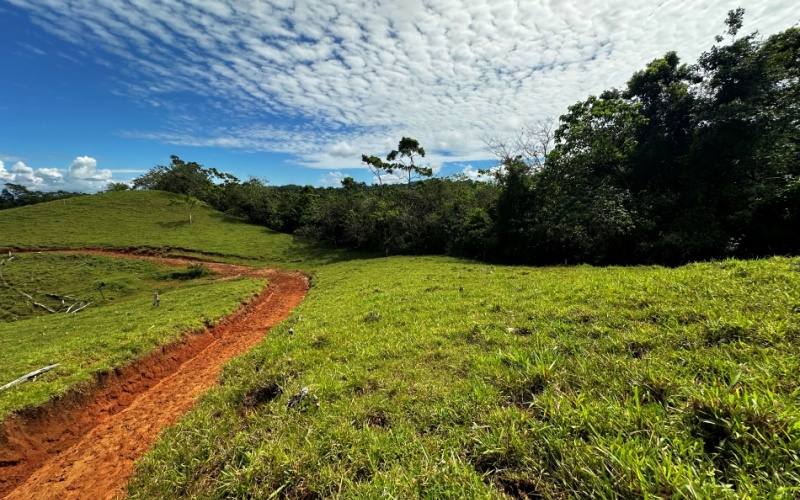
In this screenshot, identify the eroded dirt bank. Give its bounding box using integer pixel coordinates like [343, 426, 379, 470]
[0, 251, 308, 499]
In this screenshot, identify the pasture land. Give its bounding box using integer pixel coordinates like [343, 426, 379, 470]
[3, 191, 799, 497]
[0, 252, 263, 418]
[0, 190, 359, 269]
[128, 256, 800, 498]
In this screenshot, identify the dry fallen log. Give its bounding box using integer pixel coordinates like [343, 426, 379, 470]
[46, 293, 76, 300]
[0, 363, 61, 392]
[71, 302, 93, 315]
[33, 302, 57, 313]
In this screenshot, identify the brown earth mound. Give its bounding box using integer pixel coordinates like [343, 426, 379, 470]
[0, 251, 308, 499]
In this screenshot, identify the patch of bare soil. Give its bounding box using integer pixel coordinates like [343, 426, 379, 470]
[0, 251, 308, 499]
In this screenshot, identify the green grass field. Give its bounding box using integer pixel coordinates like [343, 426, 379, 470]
[128, 257, 800, 498]
[0, 190, 361, 269]
[1, 190, 318, 419]
[2, 191, 800, 498]
[0, 252, 263, 418]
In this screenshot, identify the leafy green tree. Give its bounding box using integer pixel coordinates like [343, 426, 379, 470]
[340, 176, 358, 190]
[297, 188, 358, 248]
[491, 158, 537, 261]
[625, 51, 695, 192]
[690, 12, 800, 256]
[621, 51, 700, 261]
[362, 137, 432, 185]
[1, 183, 32, 204]
[361, 155, 390, 185]
[535, 91, 646, 262]
[386, 137, 432, 184]
[105, 182, 130, 192]
[369, 196, 403, 256]
[1, 183, 84, 210]
[452, 207, 496, 259]
[132, 156, 237, 202]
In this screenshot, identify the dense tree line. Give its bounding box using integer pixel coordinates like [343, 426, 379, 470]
[135, 12, 798, 265]
[524, 11, 800, 264]
[132, 154, 499, 258]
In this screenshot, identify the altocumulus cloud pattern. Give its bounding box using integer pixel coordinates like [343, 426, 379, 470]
[7, 0, 800, 172]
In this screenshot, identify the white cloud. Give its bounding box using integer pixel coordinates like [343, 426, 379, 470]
[67, 156, 113, 189]
[318, 171, 345, 187]
[9, 0, 800, 174]
[0, 161, 14, 183]
[6, 162, 45, 186]
[329, 141, 358, 158]
[33, 167, 64, 183]
[0, 156, 124, 192]
[459, 165, 489, 182]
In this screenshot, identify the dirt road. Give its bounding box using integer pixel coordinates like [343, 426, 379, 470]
[0, 251, 308, 499]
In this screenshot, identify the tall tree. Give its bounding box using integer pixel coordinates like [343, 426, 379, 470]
[483, 118, 556, 171]
[362, 137, 432, 185]
[691, 11, 800, 256]
[132, 156, 238, 203]
[386, 137, 432, 185]
[361, 155, 390, 185]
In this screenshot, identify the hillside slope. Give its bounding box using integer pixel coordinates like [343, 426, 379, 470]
[0, 253, 264, 418]
[2, 191, 799, 498]
[129, 256, 800, 498]
[0, 190, 356, 270]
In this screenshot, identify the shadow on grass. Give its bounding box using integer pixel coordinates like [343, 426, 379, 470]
[208, 212, 254, 226]
[204, 211, 381, 268]
[157, 220, 191, 229]
[280, 237, 382, 267]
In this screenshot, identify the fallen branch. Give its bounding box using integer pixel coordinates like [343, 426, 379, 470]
[46, 293, 76, 300]
[18, 290, 34, 301]
[0, 364, 60, 393]
[65, 301, 81, 313]
[71, 302, 93, 315]
[33, 302, 57, 313]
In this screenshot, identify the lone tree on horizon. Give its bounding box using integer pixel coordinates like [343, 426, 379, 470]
[362, 137, 432, 185]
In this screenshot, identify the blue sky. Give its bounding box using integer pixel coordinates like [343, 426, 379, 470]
[1, 0, 797, 192]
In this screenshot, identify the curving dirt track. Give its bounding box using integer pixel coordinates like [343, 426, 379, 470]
[0, 251, 309, 499]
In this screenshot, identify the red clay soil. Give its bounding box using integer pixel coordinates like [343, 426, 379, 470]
[0, 251, 309, 499]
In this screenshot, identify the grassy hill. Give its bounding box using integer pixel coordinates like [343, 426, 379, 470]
[0, 190, 359, 270]
[2, 191, 799, 497]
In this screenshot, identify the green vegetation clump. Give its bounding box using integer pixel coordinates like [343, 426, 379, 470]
[128, 256, 800, 498]
[168, 263, 213, 280]
[0, 253, 264, 418]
